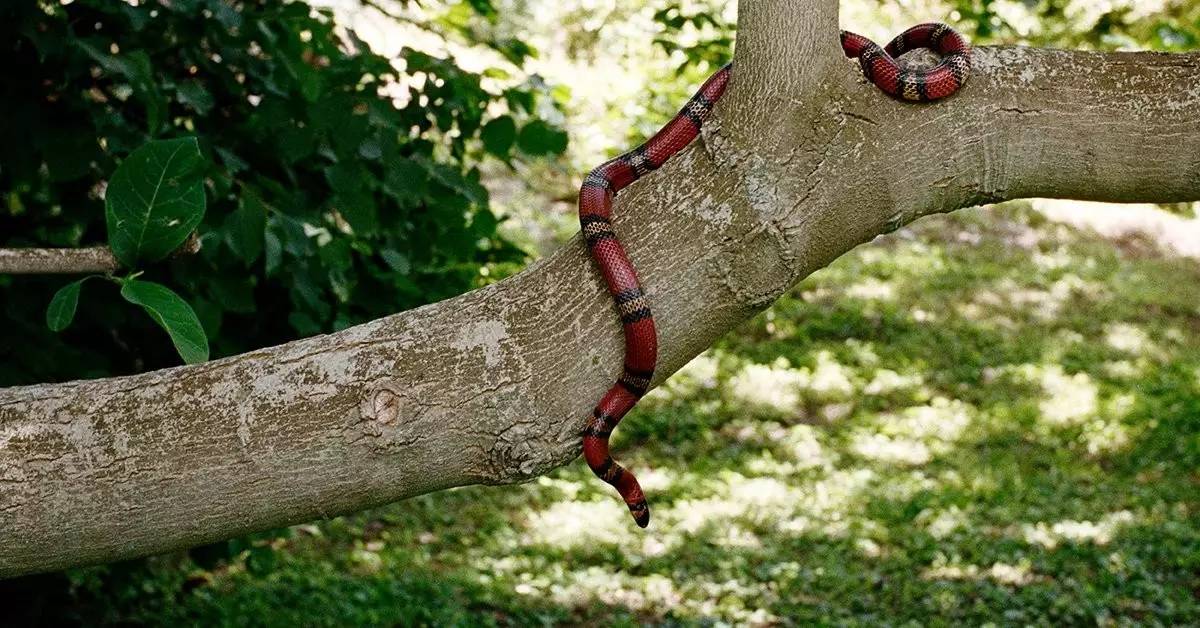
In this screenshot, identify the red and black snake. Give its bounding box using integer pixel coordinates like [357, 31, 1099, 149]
[580, 23, 972, 527]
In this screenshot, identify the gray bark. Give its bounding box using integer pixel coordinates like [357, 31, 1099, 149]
[0, 247, 121, 274]
[0, 234, 201, 274]
[2, 0, 1199, 577]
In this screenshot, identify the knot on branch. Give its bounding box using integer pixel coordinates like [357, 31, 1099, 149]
[351, 382, 422, 453]
[711, 221, 797, 308]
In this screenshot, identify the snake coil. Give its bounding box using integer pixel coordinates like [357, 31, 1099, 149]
[579, 23, 972, 527]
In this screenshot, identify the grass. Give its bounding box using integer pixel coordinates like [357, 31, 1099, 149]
[37, 203, 1200, 625]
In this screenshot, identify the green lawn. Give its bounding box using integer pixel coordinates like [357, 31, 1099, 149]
[64, 203, 1200, 625]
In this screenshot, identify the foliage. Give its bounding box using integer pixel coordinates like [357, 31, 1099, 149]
[0, 0, 567, 383]
[942, 0, 1200, 49]
[43, 136, 213, 364]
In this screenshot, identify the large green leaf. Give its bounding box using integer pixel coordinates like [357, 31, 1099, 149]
[120, 279, 210, 364]
[106, 137, 207, 267]
[45, 278, 90, 332]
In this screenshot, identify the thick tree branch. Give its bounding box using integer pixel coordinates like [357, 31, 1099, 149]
[3, 28, 1199, 576]
[816, 47, 1200, 235]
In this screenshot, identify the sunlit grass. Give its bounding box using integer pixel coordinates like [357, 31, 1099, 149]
[72, 202, 1200, 624]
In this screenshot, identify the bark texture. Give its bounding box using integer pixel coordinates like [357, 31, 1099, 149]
[2, 0, 1199, 577]
[0, 247, 121, 275]
[0, 235, 201, 274]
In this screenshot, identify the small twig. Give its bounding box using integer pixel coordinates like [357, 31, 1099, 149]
[0, 233, 202, 275]
[0, 247, 120, 274]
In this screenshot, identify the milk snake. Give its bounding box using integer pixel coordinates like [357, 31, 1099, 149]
[580, 23, 972, 527]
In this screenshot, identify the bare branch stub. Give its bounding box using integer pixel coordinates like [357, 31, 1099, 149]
[0, 233, 203, 275]
[0, 247, 120, 275]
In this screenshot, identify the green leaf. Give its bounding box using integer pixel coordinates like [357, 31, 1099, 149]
[264, 229, 283, 277]
[516, 120, 568, 156]
[46, 278, 89, 332]
[227, 191, 267, 264]
[380, 249, 411, 274]
[383, 157, 430, 207]
[480, 115, 517, 158]
[76, 41, 164, 132]
[176, 81, 214, 114]
[120, 279, 210, 364]
[326, 163, 377, 233]
[105, 137, 207, 267]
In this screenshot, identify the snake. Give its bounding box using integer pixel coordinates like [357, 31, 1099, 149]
[579, 23, 972, 528]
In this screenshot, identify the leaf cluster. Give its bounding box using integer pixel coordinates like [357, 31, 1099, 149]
[0, 0, 567, 382]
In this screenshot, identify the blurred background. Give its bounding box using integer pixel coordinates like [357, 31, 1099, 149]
[2, 0, 1199, 624]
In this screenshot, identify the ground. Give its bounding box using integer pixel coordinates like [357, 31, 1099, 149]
[66, 202, 1200, 625]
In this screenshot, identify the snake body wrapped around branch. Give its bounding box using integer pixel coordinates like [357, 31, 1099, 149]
[579, 23, 972, 527]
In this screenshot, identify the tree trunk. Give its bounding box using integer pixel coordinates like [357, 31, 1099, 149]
[2, 0, 1198, 577]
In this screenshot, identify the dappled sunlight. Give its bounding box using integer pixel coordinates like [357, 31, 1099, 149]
[668, 475, 808, 533]
[922, 559, 1041, 586]
[720, 348, 864, 413]
[1103, 358, 1153, 379]
[851, 433, 932, 465]
[488, 562, 691, 618]
[646, 353, 721, 402]
[1033, 246, 1075, 271]
[1020, 511, 1137, 549]
[525, 500, 634, 550]
[873, 469, 947, 503]
[1010, 363, 1099, 426]
[733, 423, 835, 472]
[1105, 322, 1162, 358]
[844, 277, 898, 302]
[994, 364, 1140, 456]
[851, 399, 974, 465]
[635, 467, 677, 492]
[858, 240, 948, 275]
[727, 359, 806, 414]
[782, 424, 834, 469]
[808, 351, 856, 398]
[872, 398, 974, 440]
[1081, 393, 1138, 455]
[971, 274, 1108, 322]
[917, 505, 972, 539]
[726, 351, 859, 415]
[1038, 369, 1097, 424]
[666, 469, 876, 541]
[863, 368, 926, 396]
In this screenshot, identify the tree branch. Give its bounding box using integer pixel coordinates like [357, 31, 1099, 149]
[0, 234, 202, 275]
[2, 34, 1199, 576]
[818, 47, 1200, 233]
[0, 247, 120, 274]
